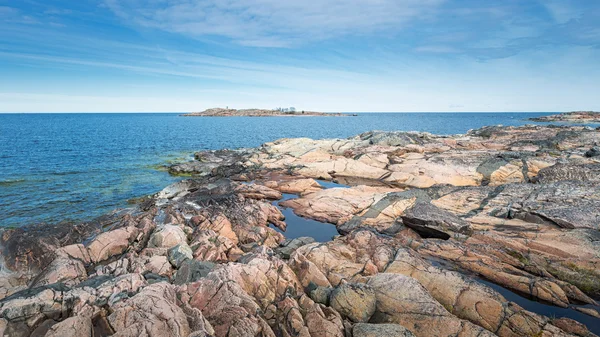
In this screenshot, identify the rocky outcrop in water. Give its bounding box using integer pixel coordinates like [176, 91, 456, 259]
[181, 107, 349, 117]
[530, 111, 600, 123]
[1, 124, 599, 337]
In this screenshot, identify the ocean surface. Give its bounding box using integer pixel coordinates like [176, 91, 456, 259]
[0, 112, 591, 228]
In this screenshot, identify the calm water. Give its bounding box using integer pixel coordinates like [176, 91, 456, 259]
[0, 112, 576, 228]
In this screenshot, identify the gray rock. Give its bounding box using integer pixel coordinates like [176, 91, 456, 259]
[167, 243, 193, 268]
[585, 146, 600, 157]
[534, 163, 600, 183]
[330, 283, 376, 323]
[401, 202, 471, 239]
[307, 283, 332, 305]
[359, 131, 427, 147]
[173, 260, 216, 285]
[494, 181, 600, 230]
[353, 323, 415, 337]
[276, 236, 315, 259]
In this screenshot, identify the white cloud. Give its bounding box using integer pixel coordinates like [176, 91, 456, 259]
[104, 0, 444, 47]
[414, 45, 460, 53]
[542, 0, 583, 24]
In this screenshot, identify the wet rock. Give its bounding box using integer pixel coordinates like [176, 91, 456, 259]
[330, 283, 376, 323]
[265, 177, 323, 194]
[401, 201, 471, 239]
[352, 323, 415, 337]
[167, 243, 193, 268]
[0, 220, 100, 275]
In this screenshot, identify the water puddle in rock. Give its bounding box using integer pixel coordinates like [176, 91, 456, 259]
[316, 179, 350, 189]
[477, 279, 600, 335]
[269, 179, 348, 242]
[427, 257, 600, 334]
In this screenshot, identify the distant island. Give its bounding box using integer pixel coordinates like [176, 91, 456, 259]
[181, 107, 354, 117]
[530, 111, 600, 123]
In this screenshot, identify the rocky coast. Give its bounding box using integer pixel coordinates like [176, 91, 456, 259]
[1, 124, 600, 337]
[530, 111, 600, 123]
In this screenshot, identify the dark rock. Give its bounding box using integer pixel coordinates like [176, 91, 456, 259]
[0, 220, 101, 274]
[585, 146, 600, 158]
[173, 260, 216, 285]
[353, 323, 416, 337]
[306, 282, 332, 305]
[276, 237, 315, 259]
[359, 131, 427, 147]
[534, 163, 600, 183]
[167, 243, 193, 268]
[5, 321, 30, 337]
[401, 202, 471, 239]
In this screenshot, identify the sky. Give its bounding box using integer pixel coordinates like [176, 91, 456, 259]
[0, 0, 599, 112]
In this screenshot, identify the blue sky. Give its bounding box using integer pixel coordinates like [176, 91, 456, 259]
[1, 0, 599, 112]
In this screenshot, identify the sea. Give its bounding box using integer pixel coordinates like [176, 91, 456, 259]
[0, 112, 593, 228]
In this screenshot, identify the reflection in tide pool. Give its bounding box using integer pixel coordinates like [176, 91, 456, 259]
[271, 193, 339, 242]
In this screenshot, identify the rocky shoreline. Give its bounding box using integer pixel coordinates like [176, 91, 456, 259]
[181, 108, 351, 117]
[1, 124, 600, 337]
[530, 111, 600, 123]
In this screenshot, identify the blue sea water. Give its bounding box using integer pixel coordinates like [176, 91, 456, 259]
[0, 112, 582, 228]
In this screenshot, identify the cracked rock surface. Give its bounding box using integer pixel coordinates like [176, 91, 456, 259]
[1, 125, 599, 337]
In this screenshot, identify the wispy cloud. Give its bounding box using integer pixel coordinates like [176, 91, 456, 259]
[104, 0, 445, 47]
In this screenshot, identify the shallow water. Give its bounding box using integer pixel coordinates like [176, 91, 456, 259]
[0, 112, 595, 227]
[269, 180, 350, 242]
[478, 279, 600, 335]
[428, 256, 600, 334]
[271, 193, 339, 242]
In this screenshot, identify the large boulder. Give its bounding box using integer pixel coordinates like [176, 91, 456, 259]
[401, 202, 471, 239]
[173, 260, 216, 285]
[167, 243, 193, 268]
[367, 273, 496, 337]
[44, 316, 92, 337]
[87, 226, 139, 263]
[149, 225, 187, 248]
[108, 283, 214, 337]
[330, 283, 376, 323]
